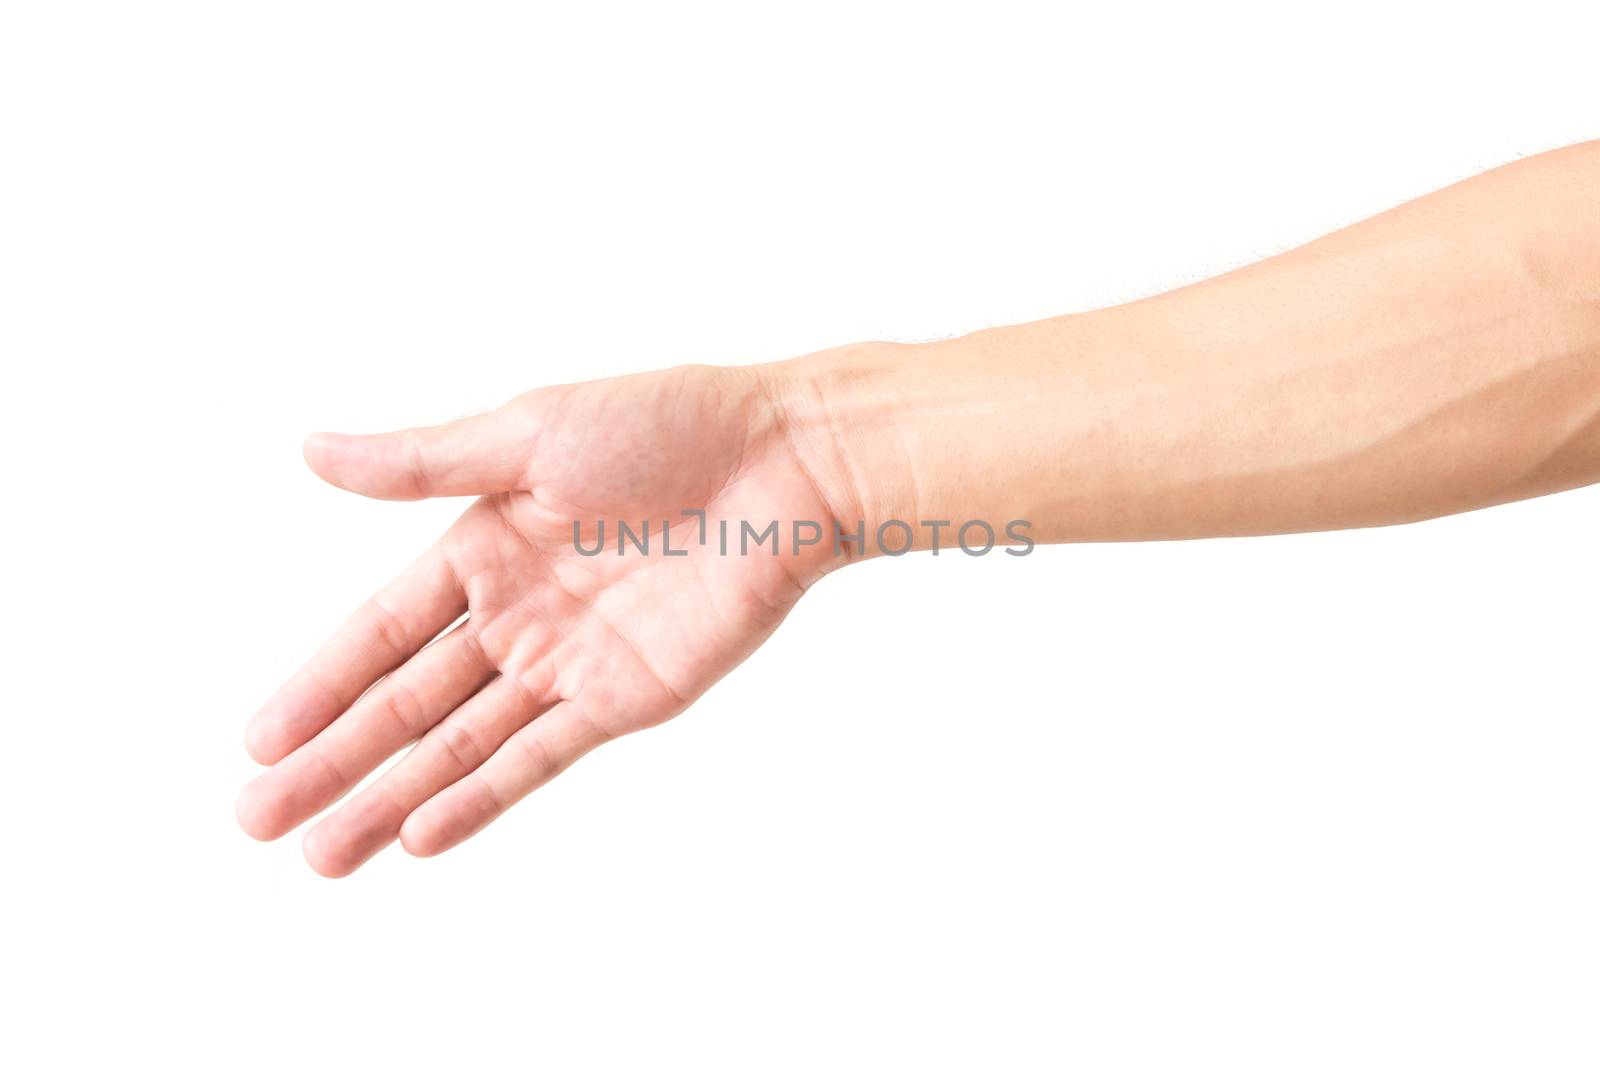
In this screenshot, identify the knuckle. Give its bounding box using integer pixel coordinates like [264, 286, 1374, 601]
[514, 730, 560, 783]
[378, 675, 426, 737]
[366, 599, 411, 660]
[433, 719, 483, 772]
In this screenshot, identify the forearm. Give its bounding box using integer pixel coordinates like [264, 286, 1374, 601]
[765, 141, 1600, 553]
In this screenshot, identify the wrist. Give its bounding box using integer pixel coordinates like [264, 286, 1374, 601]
[753, 341, 914, 562]
[754, 330, 1047, 560]
[759, 339, 960, 562]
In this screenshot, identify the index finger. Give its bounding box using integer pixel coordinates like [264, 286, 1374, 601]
[244, 547, 464, 765]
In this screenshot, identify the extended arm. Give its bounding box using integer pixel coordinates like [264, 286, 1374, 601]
[240, 141, 1600, 875]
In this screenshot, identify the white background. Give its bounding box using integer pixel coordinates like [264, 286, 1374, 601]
[4, 2, 1598, 1063]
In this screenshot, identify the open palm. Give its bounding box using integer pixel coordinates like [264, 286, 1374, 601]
[238, 364, 842, 875]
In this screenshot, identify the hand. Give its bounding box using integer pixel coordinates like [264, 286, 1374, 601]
[237, 362, 846, 875]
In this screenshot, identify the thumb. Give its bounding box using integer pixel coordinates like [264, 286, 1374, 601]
[303, 407, 535, 500]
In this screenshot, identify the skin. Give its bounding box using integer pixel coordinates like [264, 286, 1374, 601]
[240, 140, 1600, 876]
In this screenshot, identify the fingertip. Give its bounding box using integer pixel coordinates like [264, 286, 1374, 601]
[243, 717, 282, 766]
[398, 813, 445, 858]
[301, 431, 348, 480]
[302, 828, 357, 879]
[300, 429, 423, 500]
[236, 780, 289, 842]
[302, 430, 346, 455]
